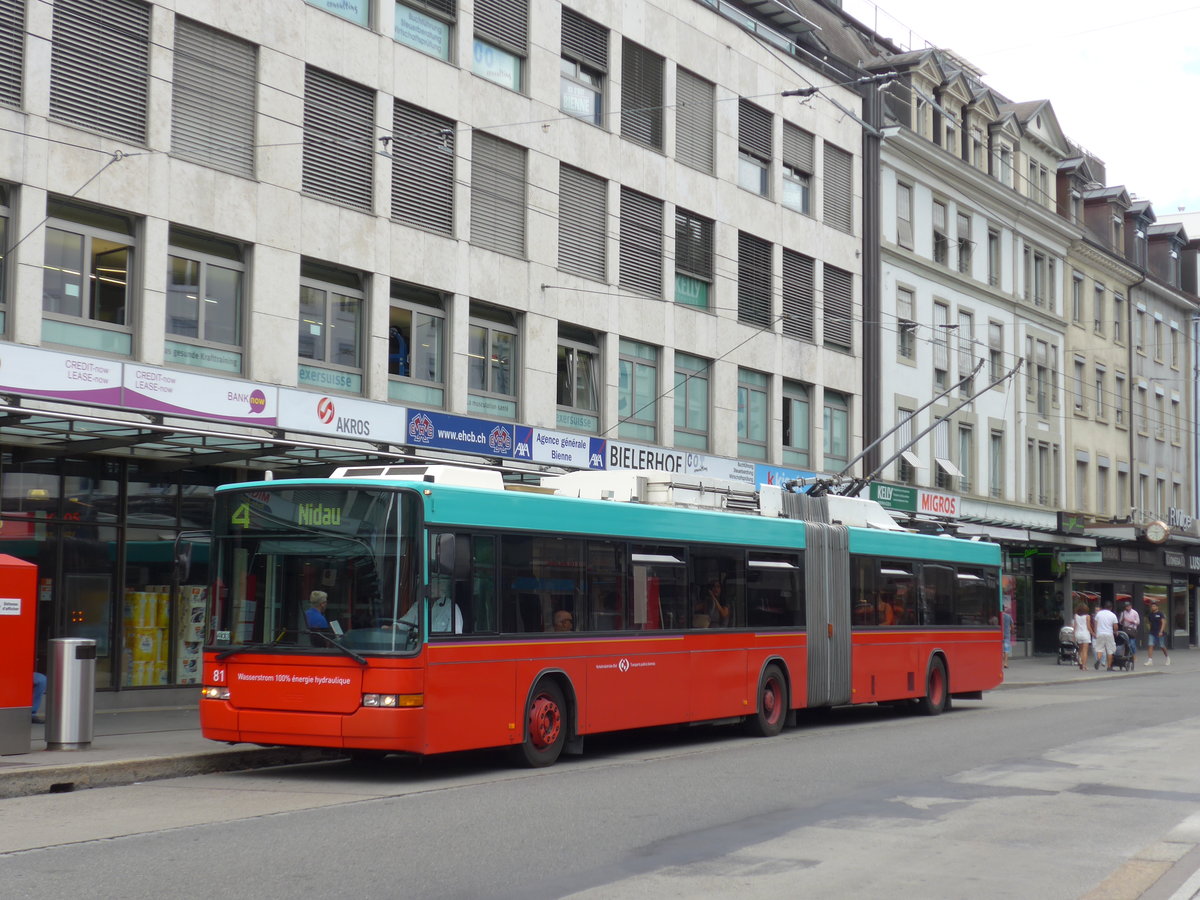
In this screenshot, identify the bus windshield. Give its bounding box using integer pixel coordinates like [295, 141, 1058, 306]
[208, 486, 420, 654]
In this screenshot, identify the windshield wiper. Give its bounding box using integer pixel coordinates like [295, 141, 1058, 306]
[305, 629, 368, 665]
[216, 628, 291, 661]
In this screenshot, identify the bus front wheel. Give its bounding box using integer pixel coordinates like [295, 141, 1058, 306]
[746, 664, 788, 737]
[916, 657, 949, 716]
[514, 680, 567, 767]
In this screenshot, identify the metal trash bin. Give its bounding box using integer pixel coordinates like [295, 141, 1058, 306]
[46, 638, 95, 750]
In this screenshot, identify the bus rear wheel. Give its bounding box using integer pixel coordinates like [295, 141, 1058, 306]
[514, 680, 567, 767]
[746, 664, 788, 737]
[916, 657, 949, 716]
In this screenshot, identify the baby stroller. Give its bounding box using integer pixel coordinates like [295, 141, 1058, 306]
[1110, 630, 1136, 671]
[1057, 626, 1079, 666]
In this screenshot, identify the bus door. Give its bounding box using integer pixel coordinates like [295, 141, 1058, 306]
[804, 522, 851, 707]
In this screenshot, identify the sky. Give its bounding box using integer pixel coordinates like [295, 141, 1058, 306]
[839, 0, 1200, 220]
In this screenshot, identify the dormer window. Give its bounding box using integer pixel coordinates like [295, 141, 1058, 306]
[1111, 216, 1123, 249]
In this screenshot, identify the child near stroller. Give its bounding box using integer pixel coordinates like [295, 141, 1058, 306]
[1057, 626, 1079, 666]
[1110, 630, 1136, 671]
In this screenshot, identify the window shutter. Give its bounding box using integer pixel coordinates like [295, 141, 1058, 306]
[409, 0, 455, 15]
[738, 99, 771, 158]
[675, 211, 713, 281]
[782, 249, 815, 341]
[675, 69, 714, 173]
[823, 265, 853, 350]
[392, 101, 455, 235]
[619, 187, 663, 297]
[561, 8, 607, 71]
[621, 40, 663, 149]
[475, 0, 527, 55]
[823, 143, 853, 233]
[738, 232, 772, 327]
[0, 0, 23, 108]
[472, 132, 526, 257]
[172, 18, 256, 178]
[50, 0, 150, 143]
[558, 165, 606, 281]
[303, 67, 374, 211]
[782, 122, 813, 173]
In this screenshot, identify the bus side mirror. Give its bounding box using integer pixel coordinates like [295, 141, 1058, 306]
[434, 533, 456, 575]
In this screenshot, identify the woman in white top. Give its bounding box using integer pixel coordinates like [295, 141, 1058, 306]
[1073, 603, 1093, 670]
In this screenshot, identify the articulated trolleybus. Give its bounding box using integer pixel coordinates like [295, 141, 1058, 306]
[200, 466, 1002, 766]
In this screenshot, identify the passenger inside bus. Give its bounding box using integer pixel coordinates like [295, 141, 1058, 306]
[552, 609, 574, 632]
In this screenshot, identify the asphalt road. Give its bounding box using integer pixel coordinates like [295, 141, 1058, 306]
[3, 669, 1200, 899]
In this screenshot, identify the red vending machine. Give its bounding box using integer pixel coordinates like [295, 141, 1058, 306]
[0, 554, 37, 755]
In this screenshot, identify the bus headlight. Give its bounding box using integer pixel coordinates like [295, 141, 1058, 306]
[201, 686, 230, 700]
[362, 693, 422, 708]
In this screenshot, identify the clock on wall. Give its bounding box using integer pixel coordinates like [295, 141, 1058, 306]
[1144, 520, 1169, 544]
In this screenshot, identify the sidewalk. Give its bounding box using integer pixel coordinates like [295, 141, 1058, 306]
[0, 650, 1192, 801]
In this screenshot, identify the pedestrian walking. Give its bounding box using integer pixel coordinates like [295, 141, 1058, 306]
[1119, 599, 1141, 665]
[1072, 603, 1093, 670]
[1144, 600, 1170, 666]
[1002, 608, 1014, 668]
[1093, 600, 1118, 671]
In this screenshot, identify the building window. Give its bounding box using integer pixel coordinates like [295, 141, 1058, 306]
[999, 146, 1013, 187]
[621, 40, 663, 150]
[957, 310, 975, 395]
[1114, 373, 1126, 426]
[957, 425, 973, 493]
[896, 408, 915, 483]
[560, 8, 606, 125]
[1097, 462, 1109, 516]
[988, 321, 1004, 379]
[557, 325, 600, 433]
[392, 101, 455, 235]
[932, 301, 949, 389]
[1153, 318, 1164, 362]
[782, 123, 813, 215]
[1032, 251, 1047, 307]
[1073, 357, 1086, 412]
[783, 381, 810, 467]
[471, 132, 526, 257]
[738, 100, 771, 197]
[1171, 325, 1181, 368]
[298, 260, 363, 394]
[171, 18, 256, 178]
[1171, 395, 1181, 444]
[1094, 366, 1106, 420]
[781, 249, 815, 342]
[737, 368, 768, 460]
[675, 68, 714, 174]
[473, 0, 527, 91]
[674, 353, 709, 450]
[932, 201, 948, 264]
[1135, 308, 1145, 354]
[1113, 294, 1125, 343]
[1075, 460, 1088, 510]
[468, 302, 519, 418]
[51, 0, 150, 143]
[897, 287, 915, 359]
[618, 338, 658, 442]
[165, 229, 244, 373]
[675, 210, 713, 309]
[1071, 272, 1083, 323]
[823, 143, 853, 233]
[738, 231, 772, 327]
[389, 281, 446, 408]
[956, 211, 972, 274]
[558, 164, 607, 282]
[305, 0, 369, 25]
[42, 199, 136, 356]
[302, 66, 374, 211]
[1093, 283, 1105, 335]
[896, 182, 913, 249]
[989, 430, 1004, 498]
[395, 1, 455, 61]
[619, 187, 663, 297]
[987, 228, 1000, 287]
[823, 390, 849, 467]
[823, 265, 853, 352]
